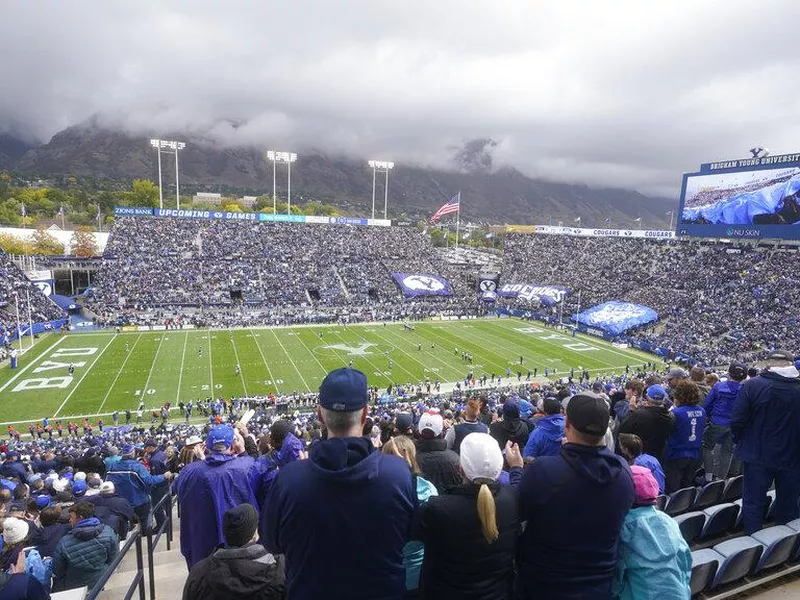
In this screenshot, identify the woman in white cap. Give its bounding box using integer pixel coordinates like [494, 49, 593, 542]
[410, 432, 521, 599]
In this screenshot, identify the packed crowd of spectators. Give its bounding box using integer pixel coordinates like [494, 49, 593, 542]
[503, 234, 800, 364]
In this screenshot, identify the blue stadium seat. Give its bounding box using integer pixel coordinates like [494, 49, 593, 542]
[674, 512, 706, 545]
[751, 526, 799, 572]
[722, 475, 743, 502]
[656, 494, 667, 511]
[784, 519, 800, 559]
[665, 487, 696, 516]
[711, 537, 763, 587]
[701, 503, 739, 540]
[694, 480, 724, 510]
[690, 549, 721, 596]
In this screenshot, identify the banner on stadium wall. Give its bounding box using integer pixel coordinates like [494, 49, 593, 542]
[477, 273, 500, 303]
[7, 318, 68, 341]
[391, 273, 453, 297]
[509, 225, 675, 239]
[497, 283, 571, 306]
[114, 207, 391, 227]
[30, 278, 55, 297]
[573, 301, 658, 336]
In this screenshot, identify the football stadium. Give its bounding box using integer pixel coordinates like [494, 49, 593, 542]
[2, 4, 800, 600]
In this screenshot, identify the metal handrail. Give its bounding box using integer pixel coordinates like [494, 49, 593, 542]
[145, 485, 175, 600]
[86, 525, 145, 600]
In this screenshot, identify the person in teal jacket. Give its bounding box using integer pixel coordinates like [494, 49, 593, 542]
[612, 465, 691, 600]
[382, 435, 438, 594]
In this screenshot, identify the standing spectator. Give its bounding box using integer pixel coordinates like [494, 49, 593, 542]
[86, 482, 135, 539]
[0, 453, 27, 483]
[489, 398, 531, 450]
[612, 466, 692, 599]
[690, 366, 711, 401]
[731, 350, 800, 534]
[613, 380, 644, 430]
[0, 549, 49, 600]
[618, 433, 666, 495]
[702, 363, 747, 482]
[182, 504, 285, 600]
[663, 381, 706, 493]
[106, 444, 172, 534]
[176, 425, 257, 568]
[619, 385, 675, 462]
[263, 368, 417, 600]
[445, 399, 488, 453]
[516, 394, 635, 599]
[35, 506, 71, 560]
[523, 397, 564, 458]
[665, 368, 689, 396]
[415, 411, 462, 493]
[52, 502, 119, 592]
[411, 433, 520, 599]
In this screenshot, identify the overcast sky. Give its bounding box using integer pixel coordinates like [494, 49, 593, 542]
[2, 0, 799, 196]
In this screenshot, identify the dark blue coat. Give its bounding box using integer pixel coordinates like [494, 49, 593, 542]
[263, 436, 416, 600]
[0, 573, 49, 600]
[731, 370, 800, 470]
[176, 453, 256, 569]
[516, 443, 635, 599]
[0, 461, 26, 483]
[704, 380, 742, 427]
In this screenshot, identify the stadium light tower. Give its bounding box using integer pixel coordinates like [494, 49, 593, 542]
[266, 151, 298, 214]
[149, 139, 186, 209]
[368, 160, 394, 220]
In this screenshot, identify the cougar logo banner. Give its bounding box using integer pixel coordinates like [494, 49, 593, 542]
[391, 273, 453, 297]
[573, 301, 658, 336]
[497, 283, 570, 306]
[31, 279, 54, 296]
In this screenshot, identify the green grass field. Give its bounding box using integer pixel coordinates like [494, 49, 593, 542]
[0, 318, 655, 425]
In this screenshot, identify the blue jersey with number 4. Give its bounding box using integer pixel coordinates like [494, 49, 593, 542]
[664, 406, 706, 461]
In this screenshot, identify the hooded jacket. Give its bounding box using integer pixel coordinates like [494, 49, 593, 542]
[490, 417, 531, 449]
[263, 436, 416, 600]
[0, 572, 49, 600]
[52, 518, 119, 591]
[516, 443, 635, 599]
[619, 405, 675, 462]
[412, 482, 519, 600]
[176, 452, 257, 569]
[731, 369, 800, 469]
[250, 433, 305, 512]
[612, 506, 692, 600]
[182, 543, 285, 600]
[523, 414, 565, 458]
[105, 457, 166, 508]
[415, 437, 461, 493]
[704, 380, 742, 427]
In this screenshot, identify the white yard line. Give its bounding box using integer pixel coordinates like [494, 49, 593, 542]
[207, 333, 215, 395]
[175, 331, 189, 404]
[229, 332, 248, 396]
[249, 328, 281, 395]
[0, 336, 66, 394]
[53, 336, 116, 417]
[292, 330, 330, 376]
[97, 334, 143, 414]
[271, 329, 311, 391]
[140, 332, 167, 401]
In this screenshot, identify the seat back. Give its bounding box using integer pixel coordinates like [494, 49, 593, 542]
[712, 539, 763, 587]
[722, 475, 743, 502]
[694, 480, 724, 510]
[690, 550, 720, 596]
[701, 504, 739, 540]
[752, 526, 799, 572]
[666, 487, 696, 516]
[675, 512, 706, 545]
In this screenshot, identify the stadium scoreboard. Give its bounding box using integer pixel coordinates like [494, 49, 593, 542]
[677, 152, 800, 239]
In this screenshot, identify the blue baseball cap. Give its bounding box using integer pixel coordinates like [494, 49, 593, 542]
[206, 425, 234, 449]
[646, 385, 668, 403]
[319, 368, 368, 412]
[72, 480, 88, 496]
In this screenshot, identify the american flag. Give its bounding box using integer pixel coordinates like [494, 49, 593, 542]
[430, 193, 460, 222]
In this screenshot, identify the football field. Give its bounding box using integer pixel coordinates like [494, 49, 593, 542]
[0, 318, 655, 425]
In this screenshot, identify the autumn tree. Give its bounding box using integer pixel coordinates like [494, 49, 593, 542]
[0, 232, 26, 254]
[31, 226, 65, 255]
[70, 226, 99, 257]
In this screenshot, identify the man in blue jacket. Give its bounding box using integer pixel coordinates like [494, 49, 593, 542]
[176, 424, 257, 568]
[517, 394, 635, 599]
[702, 362, 747, 482]
[105, 444, 172, 534]
[263, 368, 417, 600]
[523, 398, 564, 458]
[731, 350, 800, 534]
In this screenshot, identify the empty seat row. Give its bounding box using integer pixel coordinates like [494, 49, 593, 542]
[664, 476, 744, 516]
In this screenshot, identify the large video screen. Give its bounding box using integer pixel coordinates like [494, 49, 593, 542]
[677, 154, 800, 239]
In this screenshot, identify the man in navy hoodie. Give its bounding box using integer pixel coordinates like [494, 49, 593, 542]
[731, 350, 800, 534]
[516, 394, 635, 599]
[263, 368, 417, 600]
[702, 362, 747, 482]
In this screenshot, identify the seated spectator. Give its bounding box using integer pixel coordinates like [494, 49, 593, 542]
[35, 506, 71, 560]
[411, 433, 520, 599]
[663, 381, 706, 493]
[612, 466, 692, 599]
[445, 399, 488, 453]
[182, 504, 285, 600]
[52, 501, 119, 591]
[619, 385, 675, 462]
[523, 398, 564, 458]
[383, 435, 438, 596]
[618, 433, 665, 495]
[415, 412, 461, 493]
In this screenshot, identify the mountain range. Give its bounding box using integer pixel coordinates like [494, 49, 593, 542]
[1, 121, 676, 226]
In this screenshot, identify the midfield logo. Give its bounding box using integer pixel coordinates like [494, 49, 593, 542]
[323, 343, 376, 356]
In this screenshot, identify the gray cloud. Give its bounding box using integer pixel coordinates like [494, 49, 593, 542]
[2, 0, 799, 196]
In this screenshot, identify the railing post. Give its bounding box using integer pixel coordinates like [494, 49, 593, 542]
[135, 531, 146, 600]
[147, 528, 156, 600]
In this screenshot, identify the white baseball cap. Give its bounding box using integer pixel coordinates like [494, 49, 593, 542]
[417, 412, 444, 437]
[100, 481, 115, 494]
[460, 433, 503, 483]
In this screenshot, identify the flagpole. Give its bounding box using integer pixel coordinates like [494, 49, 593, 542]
[455, 192, 461, 248]
[26, 289, 34, 350]
[60, 205, 65, 229]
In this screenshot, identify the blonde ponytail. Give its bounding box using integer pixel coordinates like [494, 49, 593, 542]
[476, 483, 499, 543]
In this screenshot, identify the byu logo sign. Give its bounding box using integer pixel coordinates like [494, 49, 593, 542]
[33, 281, 53, 296]
[403, 275, 444, 292]
[479, 280, 497, 292]
[323, 343, 376, 356]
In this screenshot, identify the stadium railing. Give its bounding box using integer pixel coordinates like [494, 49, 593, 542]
[86, 525, 145, 600]
[145, 486, 174, 600]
